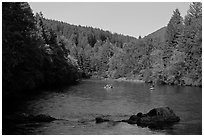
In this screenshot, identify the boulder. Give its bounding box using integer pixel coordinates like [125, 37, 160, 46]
[127, 115, 139, 124]
[136, 112, 143, 117]
[137, 107, 180, 127]
[95, 107, 180, 128]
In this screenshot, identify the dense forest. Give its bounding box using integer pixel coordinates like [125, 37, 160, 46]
[2, 3, 82, 97]
[2, 2, 202, 98]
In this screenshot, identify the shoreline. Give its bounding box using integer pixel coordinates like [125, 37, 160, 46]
[111, 77, 145, 83]
[91, 75, 145, 83]
[97, 77, 145, 83]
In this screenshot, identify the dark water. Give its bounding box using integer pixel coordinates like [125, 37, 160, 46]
[11, 79, 202, 135]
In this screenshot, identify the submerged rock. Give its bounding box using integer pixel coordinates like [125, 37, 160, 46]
[95, 117, 110, 123]
[29, 114, 56, 122]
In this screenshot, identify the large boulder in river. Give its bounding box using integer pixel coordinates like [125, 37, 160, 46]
[127, 115, 140, 124]
[125, 107, 180, 128]
[137, 107, 180, 127]
[95, 107, 180, 128]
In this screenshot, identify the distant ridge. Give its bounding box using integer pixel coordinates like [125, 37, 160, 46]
[144, 26, 167, 42]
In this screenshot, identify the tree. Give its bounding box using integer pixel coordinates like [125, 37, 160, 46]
[36, 13, 82, 86]
[163, 2, 202, 86]
[150, 49, 165, 84]
[185, 2, 202, 23]
[3, 2, 44, 91]
[97, 39, 114, 75]
[181, 2, 202, 86]
[108, 47, 125, 78]
[164, 9, 184, 67]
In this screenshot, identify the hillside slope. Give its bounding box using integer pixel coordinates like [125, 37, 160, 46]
[144, 26, 167, 42]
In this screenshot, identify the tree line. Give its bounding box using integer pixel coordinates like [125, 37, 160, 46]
[40, 2, 201, 86]
[3, 2, 202, 97]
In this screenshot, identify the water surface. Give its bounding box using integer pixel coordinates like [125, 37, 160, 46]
[12, 79, 202, 135]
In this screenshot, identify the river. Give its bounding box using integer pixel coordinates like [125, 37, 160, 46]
[8, 79, 202, 135]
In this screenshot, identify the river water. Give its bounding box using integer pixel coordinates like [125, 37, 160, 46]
[12, 79, 202, 135]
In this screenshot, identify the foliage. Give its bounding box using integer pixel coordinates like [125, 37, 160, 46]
[3, 2, 202, 94]
[164, 9, 184, 67]
[3, 2, 44, 92]
[3, 2, 81, 95]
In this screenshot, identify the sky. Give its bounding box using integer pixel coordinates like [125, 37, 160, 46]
[29, 2, 190, 38]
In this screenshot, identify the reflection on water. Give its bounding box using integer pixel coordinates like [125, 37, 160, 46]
[13, 79, 202, 134]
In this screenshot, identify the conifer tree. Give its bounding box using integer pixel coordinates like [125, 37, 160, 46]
[3, 2, 43, 91]
[181, 2, 202, 86]
[164, 9, 184, 67]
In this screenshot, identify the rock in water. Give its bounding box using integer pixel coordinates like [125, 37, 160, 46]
[29, 114, 56, 122]
[128, 115, 139, 124]
[95, 117, 110, 123]
[137, 107, 180, 127]
[95, 107, 180, 129]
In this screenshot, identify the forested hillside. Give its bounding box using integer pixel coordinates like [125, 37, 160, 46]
[40, 2, 202, 86]
[40, 17, 140, 77]
[144, 26, 167, 42]
[2, 2, 202, 99]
